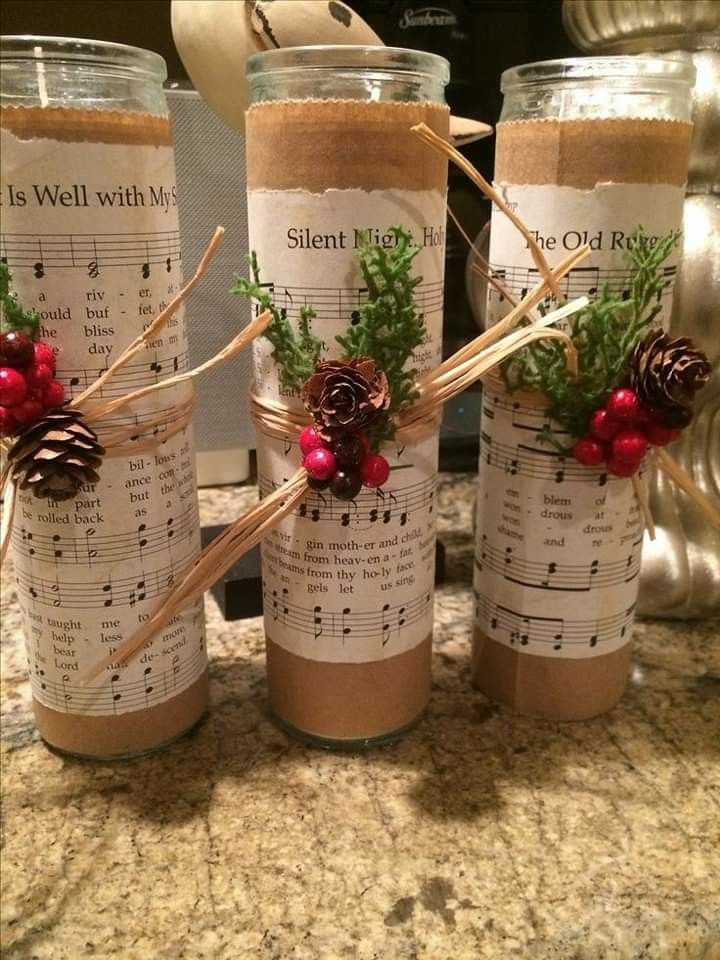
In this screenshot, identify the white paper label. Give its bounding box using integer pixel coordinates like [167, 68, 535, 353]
[1, 127, 206, 715]
[487, 182, 686, 327]
[248, 188, 445, 663]
[473, 385, 643, 659]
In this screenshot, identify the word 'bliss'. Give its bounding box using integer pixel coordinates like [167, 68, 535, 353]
[287, 225, 444, 250]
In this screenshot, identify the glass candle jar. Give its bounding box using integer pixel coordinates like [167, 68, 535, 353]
[245, 46, 449, 747]
[0, 36, 208, 757]
[473, 56, 694, 720]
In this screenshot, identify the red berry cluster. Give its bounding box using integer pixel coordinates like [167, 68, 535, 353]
[573, 387, 682, 478]
[299, 425, 390, 500]
[0, 331, 64, 438]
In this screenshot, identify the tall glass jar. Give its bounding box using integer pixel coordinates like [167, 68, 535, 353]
[245, 46, 449, 747]
[473, 57, 694, 720]
[0, 37, 208, 757]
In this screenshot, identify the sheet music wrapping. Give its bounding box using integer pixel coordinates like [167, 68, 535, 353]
[1, 127, 207, 716]
[248, 188, 446, 663]
[486, 182, 686, 328]
[474, 384, 644, 659]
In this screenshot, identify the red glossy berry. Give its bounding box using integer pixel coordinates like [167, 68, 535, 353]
[607, 457, 640, 478]
[303, 447, 337, 482]
[612, 428, 648, 464]
[360, 453, 391, 488]
[573, 436, 606, 467]
[330, 468, 363, 501]
[333, 432, 367, 467]
[299, 424, 325, 458]
[42, 379, 65, 409]
[12, 398, 44, 425]
[645, 421, 682, 446]
[589, 408, 620, 442]
[0, 330, 34, 368]
[605, 387, 641, 422]
[0, 405, 17, 438]
[0, 367, 28, 407]
[26, 362, 53, 388]
[33, 341, 56, 371]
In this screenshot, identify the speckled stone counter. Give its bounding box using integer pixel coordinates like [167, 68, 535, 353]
[2, 475, 719, 960]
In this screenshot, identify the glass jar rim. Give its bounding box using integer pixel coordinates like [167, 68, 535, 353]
[247, 45, 450, 83]
[0, 35, 167, 81]
[502, 55, 695, 90]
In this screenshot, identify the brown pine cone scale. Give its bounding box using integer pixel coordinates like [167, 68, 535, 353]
[8, 408, 104, 501]
[629, 329, 711, 424]
[301, 357, 390, 440]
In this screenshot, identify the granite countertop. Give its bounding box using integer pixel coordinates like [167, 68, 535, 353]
[1, 474, 719, 960]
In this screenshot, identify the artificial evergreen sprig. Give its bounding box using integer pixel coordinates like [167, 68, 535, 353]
[231, 252, 323, 394]
[0, 262, 41, 337]
[501, 227, 681, 451]
[232, 227, 427, 448]
[338, 227, 425, 445]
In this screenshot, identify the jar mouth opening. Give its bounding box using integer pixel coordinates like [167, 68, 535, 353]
[0, 35, 167, 81]
[247, 45, 450, 83]
[502, 55, 695, 90]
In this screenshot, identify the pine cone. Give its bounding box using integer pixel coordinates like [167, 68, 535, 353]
[8, 408, 104, 501]
[630, 329, 711, 426]
[301, 357, 390, 439]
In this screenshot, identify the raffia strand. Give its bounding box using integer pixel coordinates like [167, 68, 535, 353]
[81, 468, 308, 683]
[412, 122, 564, 302]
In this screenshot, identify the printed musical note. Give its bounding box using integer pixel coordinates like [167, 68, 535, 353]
[264, 590, 430, 642]
[381, 603, 391, 646]
[110, 673, 123, 709]
[487, 260, 676, 305]
[88, 238, 99, 278]
[11, 510, 198, 567]
[475, 381, 645, 660]
[33, 240, 45, 278]
[260, 473, 436, 530]
[0, 230, 182, 272]
[102, 579, 113, 607]
[28, 648, 206, 715]
[143, 666, 154, 703]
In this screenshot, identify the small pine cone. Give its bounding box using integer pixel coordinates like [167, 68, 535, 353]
[300, 357, 390, 440]
[630, 329, 711, 423]
[8, 408, 104, 501]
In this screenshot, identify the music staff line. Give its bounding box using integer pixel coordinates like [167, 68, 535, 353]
[12, 509, 197, 566]
[475, 591, 635, 649]
[57, 351, 189, 400]
[474, 536, 642, 592]
[487, 262, 676, 301]
[265, 588, 432, 642]
[259, 474, 436, 527]
[15, 549, 197, 609]
[0, 230, 181, 278]
[480, 432, 627, 485]
[482, 399, 573, 442]
[31, 647, 204, 715]
[256, 278, 444, 324]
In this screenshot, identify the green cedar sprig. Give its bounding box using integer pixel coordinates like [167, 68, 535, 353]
[231, 227, 427, 447]
[0, 262, 41, 337]
[231, 252, 323, 393]
[338, 227, 425, 446]
[501, 227, 680, 452]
